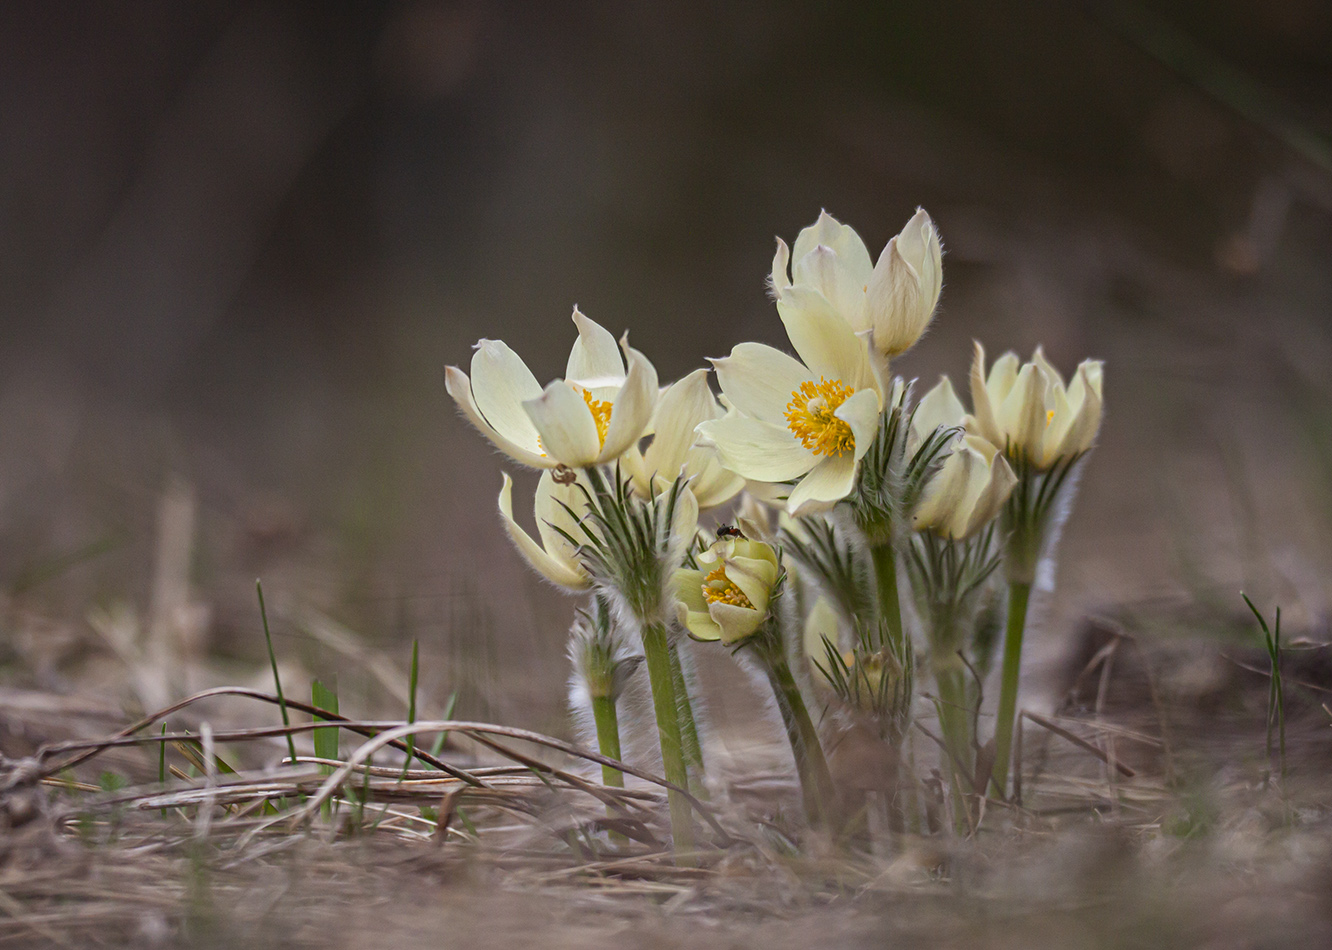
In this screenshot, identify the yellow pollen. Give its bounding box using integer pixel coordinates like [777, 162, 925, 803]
[785, 377, 856, 457]
[581, 388, 614, 446]
[1045, 409, 1056, 427]
[702, 564, 753, 608]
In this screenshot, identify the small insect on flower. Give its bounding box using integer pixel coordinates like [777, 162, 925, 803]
[715, 524, 745, 539]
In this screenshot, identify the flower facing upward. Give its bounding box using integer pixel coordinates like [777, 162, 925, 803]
[445, 308, 658, 470]
[695, 294, 882, 516]
[966, 342, 1103, 471]
[770, 209, 943, 360]
[910, 376, 1017, 540]
[674, 536, 780, 645]
[625, 369, 744, 511]
[498, 470, 591, 591]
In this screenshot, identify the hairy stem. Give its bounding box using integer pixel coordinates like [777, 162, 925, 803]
[871, 541, 906, 651]
[934, 662, 973, 832]
[991, 580, 1032, 797]
[590, 695, 624, 788]
[764, 649, 836, 828]
[641, 621, 696, 860]
[667, 639, 706, 795]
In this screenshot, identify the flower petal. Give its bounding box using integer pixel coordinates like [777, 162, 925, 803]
[711, 342, 813, 426]
[786, 453, 857, 516]
[498, 473, 590, 590]
[445, 366, 551, 468]
[769, 238, 792, 298]
[682, 608, 723, 642]
[792, 210, 872, 285]
[565, 307, 625, 385]
[534, 468, 588, 564]
[725, 555, 778, 614]
[913, 375, 967, 445]
[597, 337, 659, 462]
[695, 411, 817, 482]
[642, 369, 717, 482]
[673, 568, 708, 612]
[775, 287, 878, 393]
[524, 381, 601, 467]
[833, 388, 882, 463]
[997, 364, 1049, 462]
[708, 601, 765, 645]
[469, 340, 545, 451]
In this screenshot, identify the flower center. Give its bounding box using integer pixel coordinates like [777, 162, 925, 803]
[701, 564, 753, 608]
[581, 387, 614, 446]
[785, 378, 856, 457]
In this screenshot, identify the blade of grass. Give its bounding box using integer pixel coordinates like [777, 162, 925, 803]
[257, 580, 298, 767]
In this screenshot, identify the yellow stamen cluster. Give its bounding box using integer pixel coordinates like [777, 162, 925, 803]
[582, 388, 614, 446]
[702, 564, 753, 608]
[785, 378, 856, 457]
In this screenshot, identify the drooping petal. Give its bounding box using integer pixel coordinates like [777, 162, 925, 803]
[775, 286, 878, 394]
[565, 308, 625, 386]
[833, 388, 882, 463]
[786, 453, 858, 516]
[711, 342, 814, 426]
[597, 338, 658, 462]
[524, 381, 601, 467]
[533, 468, 588, 565]
[470, 340, 545, 452]
[498, 473, 590, 590]
[695, 411, 817, 482]
[445, 366, 550, 468]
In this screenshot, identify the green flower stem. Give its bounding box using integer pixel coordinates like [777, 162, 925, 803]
[934, 662, 973, 832]
[667, 639, 706, 795]
[590, 695, 624, 788]
[991, 580, 1032, 797]
[871, 541, 906, 651]
[641, 620, 696, 860]
[764, 648, 836, 828]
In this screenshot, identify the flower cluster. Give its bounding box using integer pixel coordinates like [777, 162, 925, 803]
[445, 207, 1105, 846]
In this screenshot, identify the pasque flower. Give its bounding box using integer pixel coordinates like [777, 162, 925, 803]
[695, 296, 882, 515]
[966, 342, 1104, 470]
[674, 537, 781, 645]
[497, 470, 591, 591]
[445, 308, 658, 469]
[910, 377, 1017, 540]
[770, 209, 942, 360]
[626, 369, 743, 511]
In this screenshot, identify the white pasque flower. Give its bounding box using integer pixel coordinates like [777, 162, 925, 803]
[910, 377, 1017, 540]
[966, 342, 1104, 470]
[695, 296, 883, 516]
[674, 537, 781, 645]
[625, 369, 743, 511]
[770, 208, 942, 360]
[445, 308, 658, 470]
[497, 469, 591, 591]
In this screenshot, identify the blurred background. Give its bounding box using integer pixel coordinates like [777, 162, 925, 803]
[1, 0, 1330, 738]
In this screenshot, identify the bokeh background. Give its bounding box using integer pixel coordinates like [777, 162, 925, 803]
[2, 0, 1330, 737]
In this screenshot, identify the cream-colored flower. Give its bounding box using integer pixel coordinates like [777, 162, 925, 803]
[966, 342, 1104, 470]
[445, 308, 658, 470]
[695, 297, 882, 516]
[802, 595, 843, 679]
[674, 537, 780, 645]
[497, 470, 591, 591]
[770, 209, 942, 360]
[625, 369, 743, 510]
[910, 376, 1016, 539]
